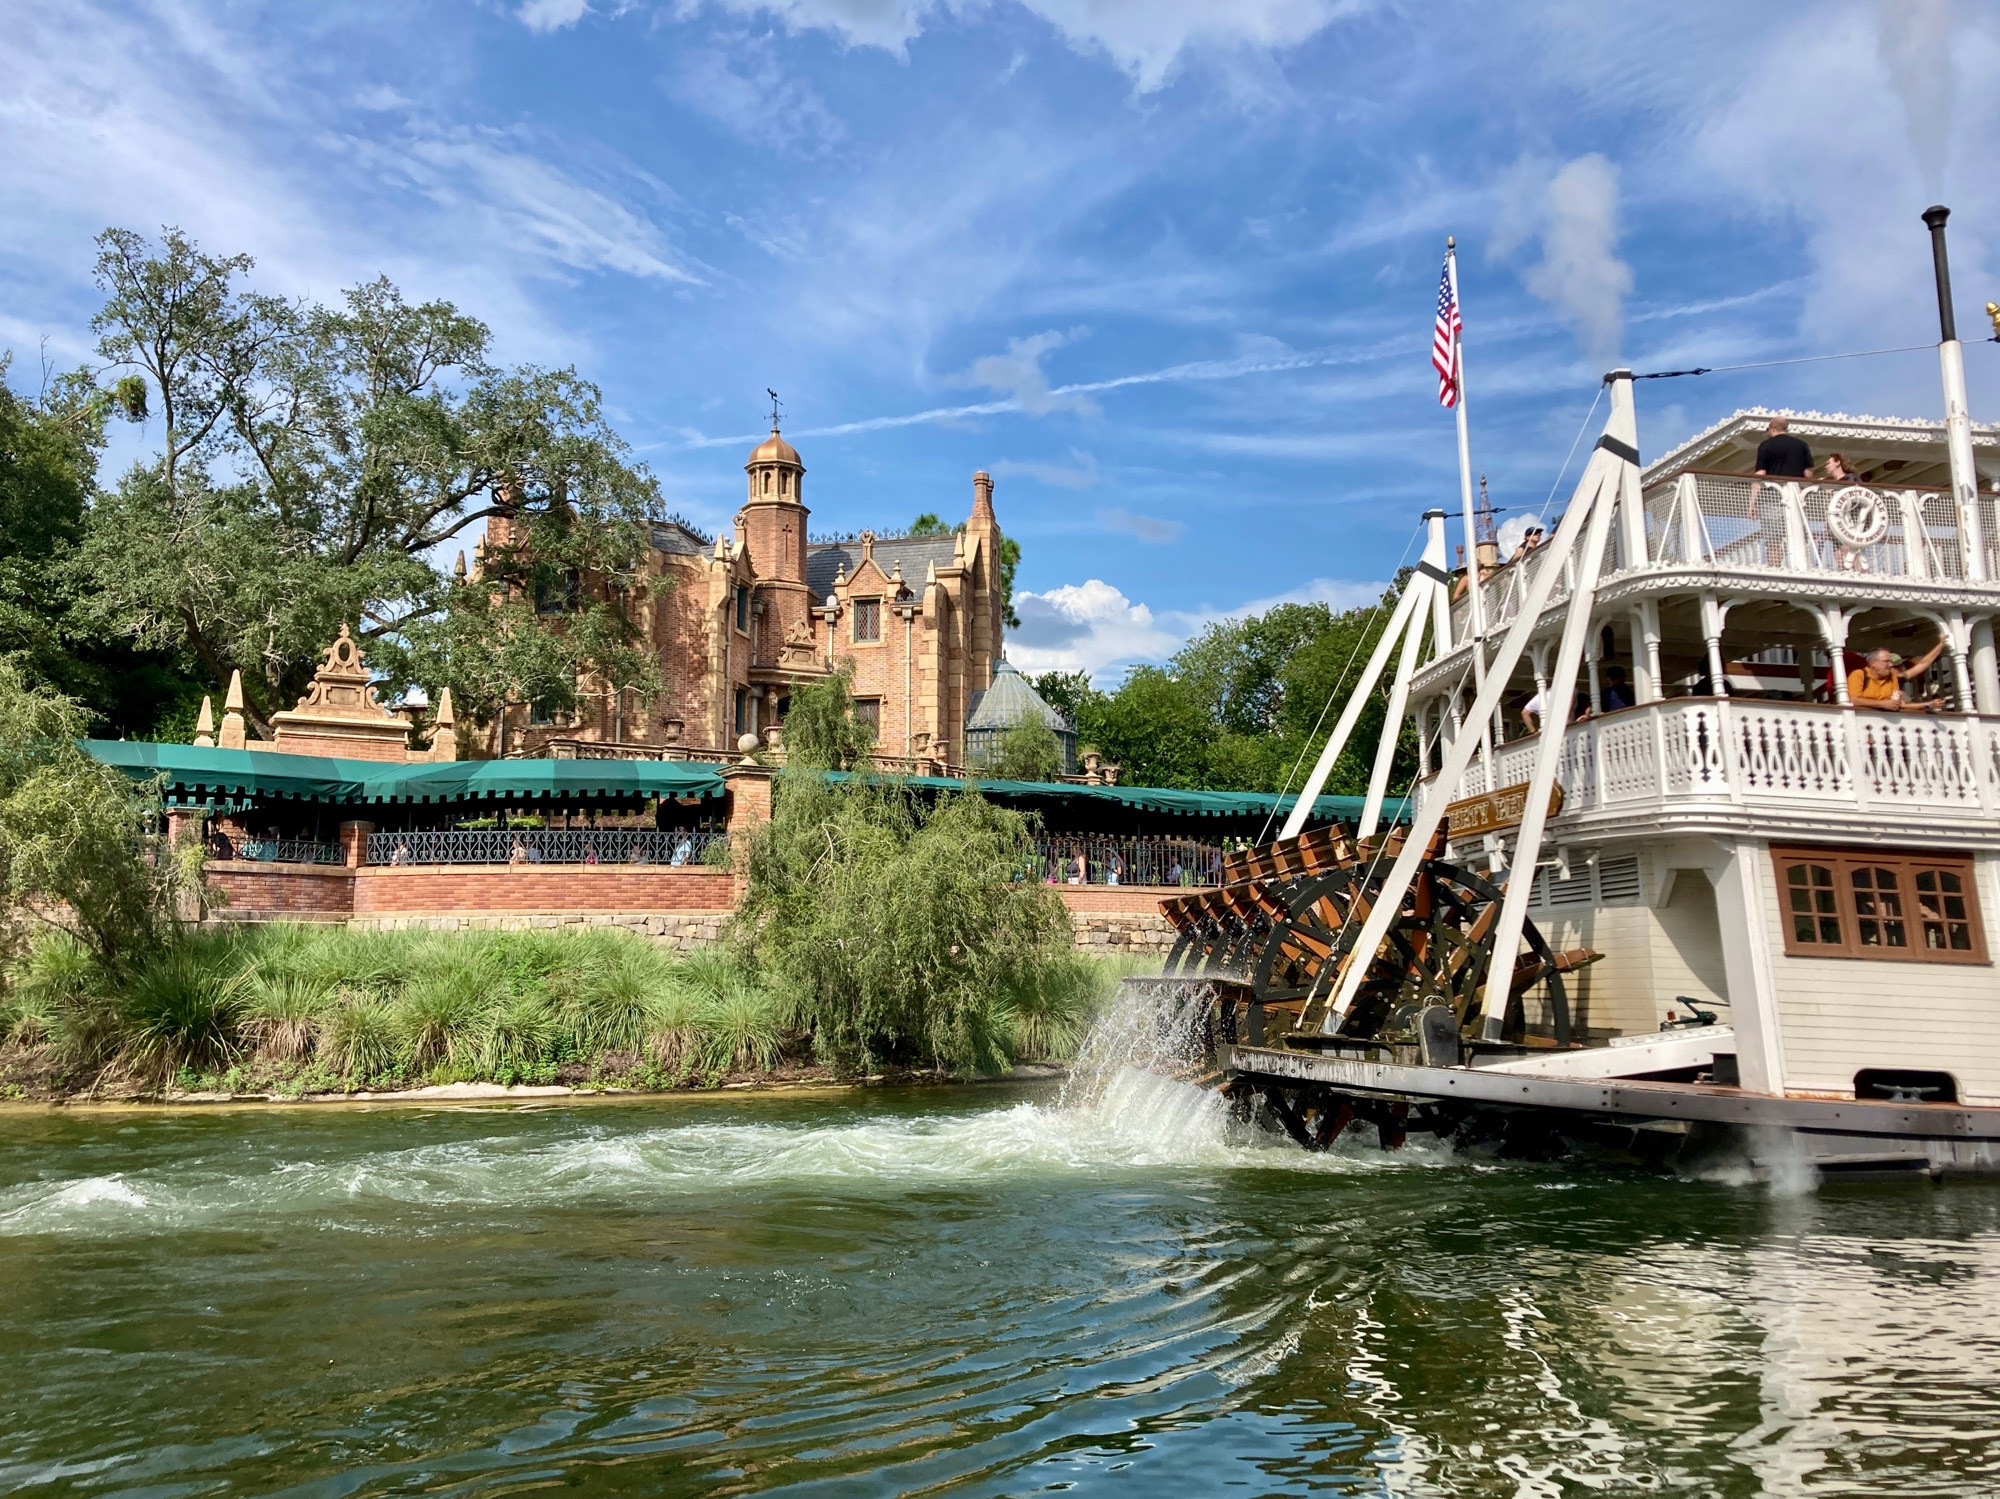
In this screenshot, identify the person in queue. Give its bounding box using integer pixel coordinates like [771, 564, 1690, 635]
[1848, 634, 1947, 712]
[1599, 664, 1633, 711]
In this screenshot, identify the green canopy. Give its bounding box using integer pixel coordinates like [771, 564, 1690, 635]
[364, 758, 727, 805]
[83, 742, 727, 807]
[84, 741, 382, 804]
[84, 741, 1396, 824]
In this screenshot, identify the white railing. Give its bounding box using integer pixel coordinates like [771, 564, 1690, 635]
[1443, 472, 1995, 652]
[1419, 698, 2000, 826]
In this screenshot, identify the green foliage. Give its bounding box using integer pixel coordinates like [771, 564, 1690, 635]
[119, 948, 246, 1079]
[906, 512, 952, 537]
[983, 718, 1064, 782]
[781, 665, 875, 771]
[0, 663, 200, 970]
[735, 772, 1075, 1076]
[1027, 585, 1414, 796]
[240, 972, 335, 1064]
[320, 995, 398, 1080]
[80, 228, 664, 735]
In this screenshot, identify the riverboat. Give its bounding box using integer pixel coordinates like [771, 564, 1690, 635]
[1155, 208, 2000, 1177]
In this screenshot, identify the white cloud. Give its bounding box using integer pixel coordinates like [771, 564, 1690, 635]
[680, 0, 1362, 89]
[992, 447, 1099, 488]
[665, 43, 846, 151]
[1008, 578, 1177, 673]
[1161, 577, 1386, 636]
[951, 328, 1094, 416]
[1492, 153, 1632, 368]
[1098, 506, 1179, 542]
[519, 0, 593, 33]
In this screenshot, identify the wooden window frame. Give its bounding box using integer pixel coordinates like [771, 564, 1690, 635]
[852, 696, 882, 733]
[852, 597, 882, 644]
[1772, 846, 1987, 964]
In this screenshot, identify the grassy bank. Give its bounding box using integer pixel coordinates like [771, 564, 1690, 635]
[0, 924, 1143, 1101]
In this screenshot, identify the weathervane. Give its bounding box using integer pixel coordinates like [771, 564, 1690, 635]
[766, 388, 783, 430]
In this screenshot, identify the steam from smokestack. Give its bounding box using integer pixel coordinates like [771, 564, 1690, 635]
[1493, 153, 1634, 367]
[1879, 0, 1954, 197]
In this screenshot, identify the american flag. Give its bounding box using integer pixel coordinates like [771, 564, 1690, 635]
[1432, 256, 1461, 407]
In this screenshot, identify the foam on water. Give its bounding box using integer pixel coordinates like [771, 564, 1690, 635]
[0, 981, 1391, 1237]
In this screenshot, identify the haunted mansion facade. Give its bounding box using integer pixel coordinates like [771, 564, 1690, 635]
[484, 423, 1008, 766]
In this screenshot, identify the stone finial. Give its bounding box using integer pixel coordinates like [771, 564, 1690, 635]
[834, 561, 848, 585]
[219, 669, 248, 750]
[427, 686, 458, 762]
[714, 535, 730, 562]
[860, 529, 876, 563]
[953, 531, 966, 562]
[453, 550, 467, 582]
[926, 559, 938, 585]
[890, 559, 903, 583]
[194, 696, 215, 748]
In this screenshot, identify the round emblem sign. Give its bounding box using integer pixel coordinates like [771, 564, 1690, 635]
[1826, 485, 1889, 548]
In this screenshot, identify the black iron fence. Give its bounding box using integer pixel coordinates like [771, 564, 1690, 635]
[366, 828, 730, 867]
[1027, 837, 1230, 887]
[231, 838, 343, 866]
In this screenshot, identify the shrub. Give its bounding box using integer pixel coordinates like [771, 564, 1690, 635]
[241, 972, 335, 1063]
[996, 950, 1104, 1061]
[568, 940, 673, 1053]
[479, 991, 557, 1076]
[393, 962, 494, 1071]
[120, 948, 247, 1080]
[319, 996, 398, 1080]
[697, 979, 786, 1075]
[735, 772, 1074, 1076]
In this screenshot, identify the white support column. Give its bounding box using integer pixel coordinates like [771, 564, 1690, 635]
[1971, 617, 2000, 714]
[1898, 489, 1931, 580]
[1781, 482, 1814, 570]
[1817, 607, 1853, 705]
[1675, 473, 1706, 564]
[1472, 386, 1635, 1042]
[1361, 587, 1432, 839]
[1699, 593, 1730, 697]
[1943, 610, 1976, 710]
[1585, 632, 1602, 715]
[1323, 376, 1636, 1037]
[1940, 339, 1988, 581]
[1277, 559, 1434, 842]
[1709, 839, 1787, 1095]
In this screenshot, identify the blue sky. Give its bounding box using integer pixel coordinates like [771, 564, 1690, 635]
[3, 0, 1997, 679]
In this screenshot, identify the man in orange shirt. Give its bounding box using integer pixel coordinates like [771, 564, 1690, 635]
[1848, 634, 1947, 710]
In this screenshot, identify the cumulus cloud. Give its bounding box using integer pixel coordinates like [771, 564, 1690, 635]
[950, 329, 1095, 416]
[519, 0, 592, 33]
[992, 447, 1099, 488]
[1098, 506, 1180, 542]
[675, 0, 1359, 88]
[1008, 579, 1178, 673]
[1491, 153, 1632, 369]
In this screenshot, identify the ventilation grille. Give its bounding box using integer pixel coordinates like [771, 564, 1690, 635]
[1597, 853, 1643, 905]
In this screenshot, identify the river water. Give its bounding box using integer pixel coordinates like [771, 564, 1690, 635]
[3, 1063, 1999, 1496]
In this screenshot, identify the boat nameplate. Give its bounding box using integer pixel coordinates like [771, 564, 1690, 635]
[1443, 780, 1564, 838]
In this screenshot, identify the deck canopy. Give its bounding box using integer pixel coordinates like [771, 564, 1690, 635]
[84, 740, 1400, 828]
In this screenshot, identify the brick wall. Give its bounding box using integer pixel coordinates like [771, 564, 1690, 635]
[207, 864, 355, 920]
[353, 866, 736, 914]
[1056, 884, 1176, 955]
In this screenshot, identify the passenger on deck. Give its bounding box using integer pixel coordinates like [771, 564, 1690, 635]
[1750, 418, 1813, 566]
[1848, 636, 1947, 711]
[1600, 665, 1633, 711]
[1520, 688, 1545, 736]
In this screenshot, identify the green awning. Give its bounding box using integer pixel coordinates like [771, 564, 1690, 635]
[83, 742, 728, 807]
[363, 759, 727, 804]
[84, 741, 382, 803]
[828, 770, 1407, 824]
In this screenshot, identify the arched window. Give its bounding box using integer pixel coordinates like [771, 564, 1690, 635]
[763, 470, 773, 495]
[779, 471, 789, 496]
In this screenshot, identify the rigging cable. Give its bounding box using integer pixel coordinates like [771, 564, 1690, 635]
[1631, 341, 1954, 381]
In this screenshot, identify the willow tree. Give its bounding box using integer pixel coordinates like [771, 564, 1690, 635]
[80, 227, 662, 737]
[734, 672, 1083, 1075]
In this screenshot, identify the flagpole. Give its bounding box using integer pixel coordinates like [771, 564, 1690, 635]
[1446, 237, 1495, 780]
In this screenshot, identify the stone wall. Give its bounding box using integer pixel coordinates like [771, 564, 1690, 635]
[348, 910, 731, 951]
[1056, 884, 1177, 955]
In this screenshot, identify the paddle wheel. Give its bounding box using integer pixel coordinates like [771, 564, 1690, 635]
[1159, 823, 1598, 1061]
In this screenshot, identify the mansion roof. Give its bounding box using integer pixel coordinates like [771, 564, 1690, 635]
[806, 535, 958, 598]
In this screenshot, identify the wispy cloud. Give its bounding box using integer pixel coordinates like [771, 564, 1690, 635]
[994, 448, 1100, 489]
[519, 0, 592, 33]
[949, 328, 1095, 416]
[1098, 507, 1181, 542]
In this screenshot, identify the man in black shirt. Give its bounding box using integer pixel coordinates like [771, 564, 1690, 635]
[1749, 417, 1812, 564]
[1753, 417, 1813, 478]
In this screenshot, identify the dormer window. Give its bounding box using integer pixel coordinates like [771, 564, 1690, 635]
[853, 598, 881, 643]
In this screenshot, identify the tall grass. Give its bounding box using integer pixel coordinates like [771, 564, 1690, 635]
[1, 919, 1128, 1093]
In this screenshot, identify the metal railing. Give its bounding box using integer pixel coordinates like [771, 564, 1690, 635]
[229, 838, 343, 866]
[1420, 698, 2000, 827]
[367, 828, 730, 867]
[1027, 837, 1231, 887]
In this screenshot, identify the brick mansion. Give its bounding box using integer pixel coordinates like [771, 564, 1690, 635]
[488, 422, 1007, 767]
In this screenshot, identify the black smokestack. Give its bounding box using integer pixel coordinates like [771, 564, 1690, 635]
[1922, 204, 1958, 343]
